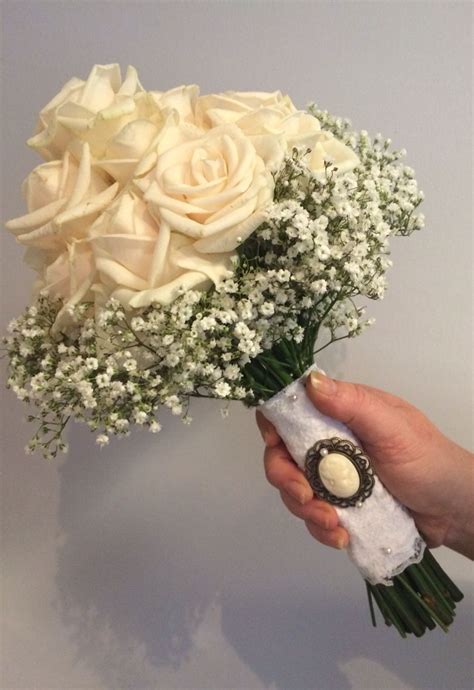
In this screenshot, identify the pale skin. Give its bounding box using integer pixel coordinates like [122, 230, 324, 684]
[256, 371, 474, 560]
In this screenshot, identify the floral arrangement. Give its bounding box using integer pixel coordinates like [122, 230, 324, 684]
[3, 64, 463, 637]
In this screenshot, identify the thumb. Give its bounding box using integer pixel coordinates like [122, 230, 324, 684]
[305, 370, 408, 450]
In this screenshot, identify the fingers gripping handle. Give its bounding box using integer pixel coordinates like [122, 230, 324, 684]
[260, 369, 425, 585]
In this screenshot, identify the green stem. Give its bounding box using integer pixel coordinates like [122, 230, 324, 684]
[423, 549, 464, 602]
[365, 549, 463, 637]
[366, 582, 377, 627]
[396, 574, 449, 633]
[383, 582, 426, 636]
[246, 360, 281, 393]
[314, 334, 351, 355]
[400, 572, 437, 631]
[257, 355, 293, 387]
[416, 563, 455, 619]
[370, 584, 407, 637]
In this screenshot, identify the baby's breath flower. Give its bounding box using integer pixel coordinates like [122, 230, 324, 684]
[260, 302, 275, 317]
[224, 365, 240, 381]
[134, 411, 148, 424]
[215, 381, 231, 398]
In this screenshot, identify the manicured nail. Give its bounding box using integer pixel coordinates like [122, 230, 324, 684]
[286, 480, 312, 505]
[309, 371, 337, 396]
[336, 534, 349, 549]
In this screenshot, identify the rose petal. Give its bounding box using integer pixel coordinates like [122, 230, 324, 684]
[115, 271, 211, 309]
[6, 199, 66, 234]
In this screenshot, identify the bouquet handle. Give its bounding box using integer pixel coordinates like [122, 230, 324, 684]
[260, 366, 464, 637]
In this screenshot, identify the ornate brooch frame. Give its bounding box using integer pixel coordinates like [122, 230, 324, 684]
[304, 437, 375, 508]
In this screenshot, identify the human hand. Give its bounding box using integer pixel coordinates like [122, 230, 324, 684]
[256, 371, 474, 559]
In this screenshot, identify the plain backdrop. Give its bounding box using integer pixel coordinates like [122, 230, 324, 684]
[1, 1, 473, 689]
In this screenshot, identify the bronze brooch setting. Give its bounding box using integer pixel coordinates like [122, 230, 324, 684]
[304, 437, 375, 508]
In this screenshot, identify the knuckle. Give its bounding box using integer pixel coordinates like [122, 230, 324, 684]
[280, 490, 304, 518]
[263, 454, 283, 487]
[304, 520, 320, 540]
[348, 382, 368, 414]
[256, 411, 275, 439]
[264, 464, 279, 487]
[336, 382, 370, 427]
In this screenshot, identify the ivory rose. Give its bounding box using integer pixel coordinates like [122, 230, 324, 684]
[195, 89, 297, 129]
[307, 130, 360, 175]
[90, 192, 233, 309]
[138, 122, 279, 254]
[6, 143, 118, 263]
[153, 85, 200, 124]
[195, 89, 359, 175]
[88, 121, 278, 309]
[97, 110, 169, 187]
[28, 64, 163, 171]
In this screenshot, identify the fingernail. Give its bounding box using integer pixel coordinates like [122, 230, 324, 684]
[309, 371, 337, 396]
[286, 481, 312, 505]
[336, 534, 349, 549]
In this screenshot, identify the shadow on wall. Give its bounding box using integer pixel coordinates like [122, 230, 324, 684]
[54, 401, 473, 690]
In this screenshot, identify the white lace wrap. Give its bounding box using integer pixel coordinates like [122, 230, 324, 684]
[260, 367, 425, 585]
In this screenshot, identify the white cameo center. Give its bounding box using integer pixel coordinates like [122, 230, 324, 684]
[319, 452, 360, 498]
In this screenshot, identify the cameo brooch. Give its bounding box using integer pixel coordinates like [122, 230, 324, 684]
[305, 437, 375, 508]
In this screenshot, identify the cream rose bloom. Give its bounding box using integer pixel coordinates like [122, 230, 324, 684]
[195, 89, 297, 129]
[90, 192, 233, 309]
[195, 89, 359, 175]
[6, 143, 118, 268]
[137, 122, 280, 255]
[28, 63, 164, 185]
[6, 143, 118, 260]
[87, 121, 279, 310]
[153, 85, 200, 124]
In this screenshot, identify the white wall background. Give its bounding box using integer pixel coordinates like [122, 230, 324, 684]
[1, 2, 472, 689]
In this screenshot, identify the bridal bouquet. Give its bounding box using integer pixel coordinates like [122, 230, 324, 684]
[4, 64, 463, 637]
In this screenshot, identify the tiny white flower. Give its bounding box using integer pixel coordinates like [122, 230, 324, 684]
[134, 410, 148, 424]
[224, 364, 240, 381]
[214, 381, 231, 398]
[260, 302, 275, 317]
[165, 353, 180, 367]
[149, 420, 162, 433]
[115, 418, 130, 431]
